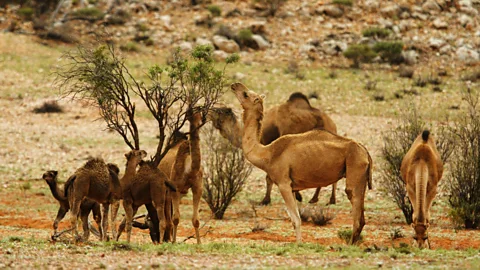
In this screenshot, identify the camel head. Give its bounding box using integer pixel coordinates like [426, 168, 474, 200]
[42, 170, 58, 184]
[124, 150, 147, 167]
[231, 82, 265, 116]
[107, 163, 120, 175]
[412, 222, 430, 249]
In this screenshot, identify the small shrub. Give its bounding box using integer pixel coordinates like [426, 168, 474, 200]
[364, 80, 377, 91]
[207, 5, 222, 17]
[235, 28, 258, 49]
[462, 70, 480, 82]
[135, 23, 149, 32]
[202, 126, 253, 219]
[17, 7, 34, 21]
[42, 24, 78, 44]
[337, 229, 362, 244]
[343, 44, 377, 68]
[299, 207, 312, 222]
[373, 92, 385, 101]
[395, 243, 413, 254]
[105, 9, 131, 25]
[215, 25, 236, 39]
[120, 42, 140, 52]
[255, 0, 288, 17]
[448, 89, 480, 229]
[332, 0, 353, 6]
[311, 208, 335, 226]
[362, 27, 391, 39]
[428, 75, 442, 85]
[373, 41, 404, 64]
[71, 7, 104, 21]
[8, 236, 23, 242]
[328, 70, 337, 79]
[390, 227, 405, 240]
[413, 76, 428, 87]
[398, 65, 414, 78]
[33, 101, 64, 113]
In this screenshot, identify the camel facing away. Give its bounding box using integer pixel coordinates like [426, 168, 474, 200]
[120, 149, 177, 243]
[400, 130, 443, 249]
[67, 158, 123, 241]
[158, 111, 203, 244]
[231, 82, 372, 244]
[42, 170, 102, 241]
[209, 92, 338, 205]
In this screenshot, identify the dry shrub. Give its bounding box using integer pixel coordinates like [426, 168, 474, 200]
[298, 205, 335, 226]
[448, 88, 480, 229]
[202, 126, 253, 219]
[42, 24, 78, 43]
[381, 105, 454, 224]
[33, 100, 64, 113]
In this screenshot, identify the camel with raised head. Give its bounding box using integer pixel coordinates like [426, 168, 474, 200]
[158, 111, 203, 244]
[231, 82, 372, 244]
[209, 92, 338, 205]
[120, 149, 177, 243]
[66, 158, 123, 241]
[400, 130, 443, 249]
[42, 170, 102, 240]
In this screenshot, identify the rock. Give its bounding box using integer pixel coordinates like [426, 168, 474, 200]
[402, 50, 419, 65]
[178, 41, 192, 52]
[456, 46, 480, 63]
[251, 35, 270, 50]
[213, 50, 229, 62]
[321, 5, 344, 18]
[458, 14, 474, 27]
[433, 18, 448, 29]
[411, 12, 428, 20]
[422, 0, 441, 13]
[300, 44, 316, 53]
[322, 40, 347, 55]
[249, 21, 267, 34]
[380, 4, 400, 18]
[377, 18, 393, 28]
[399, 20, 413, 32]
[439, 44, 452, 54]
[428, 38, 446, 49]
[233, 72, 246, 80]
[212, 35, 240, 53]
[364, 0, 380, 12]
[196, 37, 213, 47]
[159, 15, 174, 32]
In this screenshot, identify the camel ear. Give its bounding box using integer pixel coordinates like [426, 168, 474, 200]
[140, 150, 147, 158]
[53, 171, 58, 177]
[260, 94, 266, 100]
[125, 152, 130, 159]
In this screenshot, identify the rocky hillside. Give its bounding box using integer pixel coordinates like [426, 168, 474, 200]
[1, 0, 479, 70]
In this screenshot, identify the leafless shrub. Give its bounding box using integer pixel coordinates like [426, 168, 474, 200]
[448, 88, 480, 229]
[398, 65, 414, 78]
[390, 227, 405, 240]
[381, 105, 454, 224]
[202, 126, 253, 219]
[413, 76, 427, 87]
[364, 80, 377, 91]
[33, 100, 64, 113]
[311, 207, 335, 226]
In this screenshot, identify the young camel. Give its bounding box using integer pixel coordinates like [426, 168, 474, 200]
[67, 158, 123, 241]
[121, 149, 177, 243]
[42, 170, 102, 240]
[400, 130, 443, 249]
[231, 82, 372, 244]
[209, 92, 338, 205]
[158, 112, 203, 244]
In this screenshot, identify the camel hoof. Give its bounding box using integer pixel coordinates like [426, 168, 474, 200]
[259, 198, 271, 206]
[327, 199, 336, 205]
[308, 198, 318, 204]
[295, 193, 303, 202]
[51, 234, 58, 241]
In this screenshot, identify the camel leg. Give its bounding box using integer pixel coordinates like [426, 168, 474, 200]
[345, 170, 367, 245]
[329, 183, 337, 205]
[191, 181, 203, 244]
[69, 196, 82, 242]
[92, 203, 103, 240]
[80, 211, 90, 241]
[406, 184, 417, 223]
[171, 191, 181, 243]
[101, 203, 110, 241]
[110, 201, 120, 241]
[123, 201, 138, 243]
[52, 207, 68, 238]
[425, 186, 437, 223]
[278, 182, 302, 243]
[163, 192, 173, 242]
[309, 188, 321, 204]
[260, 175, 274, 205]
[145, 203, 160, 243]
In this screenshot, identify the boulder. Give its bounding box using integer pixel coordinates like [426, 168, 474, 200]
[213, 35, 240, 53]
[196, 37, 213, 47]
[213, 50, 229, 62]
[251, 35, 270, 50]
[433, 18, 448, 29]
[321, 5, 344, 18]
[428, 37, 446, 49]
[402, 50, 419, 65]
[322, 40, 347, 55]
[380, 4, 400, 18]
[456, 46, 480, 63]
[458, 14, 474, 27]
[178, 41, 192, 52]
[422, 0, 441, 13]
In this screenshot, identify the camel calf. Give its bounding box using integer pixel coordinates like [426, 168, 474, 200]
[400, 130, 443, 249]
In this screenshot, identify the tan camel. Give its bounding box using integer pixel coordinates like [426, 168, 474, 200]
[67, 158, 123, 241]
[400, 130, 443, 249]
[231, 82, 372, 244]
[209, 92, 338, 205]
[42, 170, 102, 241]
[158, 112, 203, 244]
[120, 149, 177, 243]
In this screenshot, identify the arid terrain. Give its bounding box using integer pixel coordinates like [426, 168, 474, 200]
[1, 0, 480, 268]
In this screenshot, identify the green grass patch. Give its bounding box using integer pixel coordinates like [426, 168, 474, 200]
[71, 7, 104, 20]
[332, 0, 353, 6]
[362, 27, 391, 38]
[207, 5, 222, 17]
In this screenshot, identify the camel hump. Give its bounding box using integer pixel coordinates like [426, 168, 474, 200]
[83, 158, 105, 169]
[288, 92, 311, 107]
[422, 130, 430, 142]
[64, 175, 77, 197]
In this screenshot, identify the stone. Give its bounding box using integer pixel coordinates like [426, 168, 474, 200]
[456, 46, 480, 63]
[412, 12, 428, 20]
[251, 35, 270, 50]
[439, 44, 452, 54]
[433, 18, 448, 29]
[380, 4, 400, 18]
[428, 38, 446, 49]
[249, 21, 267, 34]
[322, 5, 344, 18]
[458, 14, 474, 27]
[196, 37, 213, 47]
[233, 72, 246, 80]
[364, 0, 380, 12]
[422, 0, 441, 13]
[323, 40, 348, 55]
[402, 50, 419, 65]
[213, 50, 229, 62]
[212, 35, 240, 53]
[178, 41, 192, 52]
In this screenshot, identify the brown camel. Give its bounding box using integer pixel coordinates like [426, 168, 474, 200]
[120, 149, 177, 243]
[400, 130, 443, 249]
[67, 158, 123, 241]
[209, 92, 338, 205]
[231, 82, 372, 244]
[158, 111, 203, 244]
[42, 170, 102, 241]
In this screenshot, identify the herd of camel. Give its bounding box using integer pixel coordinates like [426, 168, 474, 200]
[42, 82, 443, 249]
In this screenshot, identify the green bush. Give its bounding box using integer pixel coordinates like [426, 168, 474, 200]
[362, 27, 391, 38]
[71, 7, 104, 21]
[373, 41, 404, 64]
[343, 44, 377, 68]
[337, 229, 362, 244]
[207, 5, 222, 17]
[17, 7, 34, 20]
[235, 28, 257, 49]
[120, 42, 140, 52]
[332, 0, 353, 6]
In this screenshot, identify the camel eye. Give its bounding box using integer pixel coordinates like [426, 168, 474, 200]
[243, 92, 248, 98]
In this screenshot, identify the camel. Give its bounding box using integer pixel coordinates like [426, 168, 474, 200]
[209, 92, 338, 205]
[42, 170, 102, 241]
[400, 130, 443, 249]
[67, 158, 123, 241]
[120, 149, 177, 243]
[158, 111, 203, 244]
[230, 82, 372, 244]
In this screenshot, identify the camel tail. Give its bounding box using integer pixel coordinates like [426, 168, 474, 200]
[63, 175, 76, 198]
[415, 161, 428, 223]
[367, 151, 373, 190]
[165, 180, 177, 192]
[422, 130, 430, 142]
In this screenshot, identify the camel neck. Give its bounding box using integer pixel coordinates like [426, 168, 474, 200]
[242, 109, 269, 171]
[121, 161, 137, 187]
[47, 181, 66, 202]
[189, 115, 202, 173]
